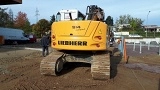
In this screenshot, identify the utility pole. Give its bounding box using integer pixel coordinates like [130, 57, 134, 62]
[35, 8, 40, 23]
[146, 11, 151, 37]
[8, 9, 13, 22]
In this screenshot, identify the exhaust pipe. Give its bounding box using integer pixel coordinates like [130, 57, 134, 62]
[69, 13, 72, 20]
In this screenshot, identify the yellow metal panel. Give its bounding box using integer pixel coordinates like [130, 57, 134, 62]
[51, 20, 108, 51]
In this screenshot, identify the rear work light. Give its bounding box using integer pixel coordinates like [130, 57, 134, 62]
[96, 44, 100, 47]
[53, 42, 56, 46]
[94, 36, 102, 40]
[52, 35, 56, 39]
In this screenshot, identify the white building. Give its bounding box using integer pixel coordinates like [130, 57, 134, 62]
[156, 26, 160, 32]
[143, 25, 160, 32]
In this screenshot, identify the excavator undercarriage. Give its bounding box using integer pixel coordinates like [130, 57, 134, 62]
[40, 49, 111, 80]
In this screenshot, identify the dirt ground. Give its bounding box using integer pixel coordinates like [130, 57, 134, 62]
[0, 42, 159, 90]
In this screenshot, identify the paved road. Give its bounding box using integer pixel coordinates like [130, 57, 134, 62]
[1, 42, 160, 57]
[126, 45, 160, 57]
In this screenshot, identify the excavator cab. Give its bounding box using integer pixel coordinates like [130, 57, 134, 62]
[55, 9, 85, 21]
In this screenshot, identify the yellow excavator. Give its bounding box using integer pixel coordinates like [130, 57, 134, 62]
[40, 5, 114, 80]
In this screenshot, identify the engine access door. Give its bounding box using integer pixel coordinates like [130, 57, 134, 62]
[52, 20, 100, 37]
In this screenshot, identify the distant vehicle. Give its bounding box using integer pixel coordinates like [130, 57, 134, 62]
[0, 27, 29, 44]
[28, 34, 37, 43]
[0, 35, 4, 45]
[129, 34, 142, 37]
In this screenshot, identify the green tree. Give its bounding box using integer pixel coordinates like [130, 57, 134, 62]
[48, 14, 55, 30]
[115, 14, 143, 32]
[130, 18, 136, 34]
[33, 19, 50, 37]
[23, 21, 32, 33]
[50, 14, 55, 25]
[105, 16, 113, 26]
[6, 9, 14, 28]
[32, 24, 40, 37]
[115, 14, 132, 25]
[0, 8, 13, 27]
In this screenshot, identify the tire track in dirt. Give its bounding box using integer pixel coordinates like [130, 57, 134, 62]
[0, 51, 42, 90]
[0, 43, 160, 90]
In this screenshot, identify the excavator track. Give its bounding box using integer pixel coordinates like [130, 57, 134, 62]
[40, 49, 111, 80]
[40, 50, 64, 76]
[91, 51, 110, 80]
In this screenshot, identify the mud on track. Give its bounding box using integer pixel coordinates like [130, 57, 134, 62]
[0, 43, 160, 90]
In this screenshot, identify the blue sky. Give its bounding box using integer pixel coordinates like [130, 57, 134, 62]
[1, 0, 160, 26]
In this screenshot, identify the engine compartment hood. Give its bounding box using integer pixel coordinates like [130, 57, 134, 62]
[52, 20, 100, 37]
